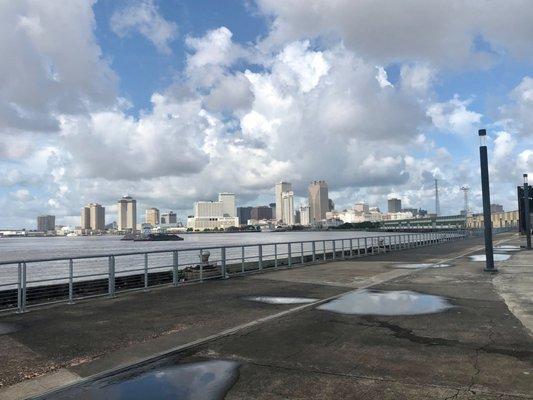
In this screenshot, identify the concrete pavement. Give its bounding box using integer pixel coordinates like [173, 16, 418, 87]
[0, 232, 531, 399]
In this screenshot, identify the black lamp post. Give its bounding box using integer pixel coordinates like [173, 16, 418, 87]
[478, 129, 496, 272]
[524, 174, 531, 249]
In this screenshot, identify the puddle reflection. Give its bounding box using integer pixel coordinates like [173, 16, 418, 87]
[469, 254, 511, 262]
[392, 263, 452, 269]
[493, 245, 521, 252]
[49, 360, 240, 400]
[317, 290, 452, 316]
[244, 296, 318, 304]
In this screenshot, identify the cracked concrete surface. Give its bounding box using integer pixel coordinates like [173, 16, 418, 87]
[1, 233, 532, 399]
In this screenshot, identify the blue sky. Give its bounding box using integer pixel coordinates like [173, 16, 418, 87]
[0, 0, 532, 228]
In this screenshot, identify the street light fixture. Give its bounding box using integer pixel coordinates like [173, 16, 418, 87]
[478, 129, 496, 272]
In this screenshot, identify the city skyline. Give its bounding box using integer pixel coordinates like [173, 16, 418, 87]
[1, 1, 532, 229]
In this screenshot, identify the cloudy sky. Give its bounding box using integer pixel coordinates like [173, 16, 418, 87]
[1, 0, 532, 229]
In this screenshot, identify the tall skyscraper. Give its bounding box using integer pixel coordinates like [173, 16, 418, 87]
[161, 211, 177, 224]
[237, 206, 253, 225]
[308, 180, 329, 222]
[81, 206, 91, 230]
[388, 198, 402, 213]
[88, 203, 105, 230]
[251, 206, 273, 220]
[282, 191, 295, 225]
[145, 207, 160, 226]
[117, 196, 137, 231]
[299, 205, 310, 226]
[218, 193, 236, 217]
[37, 215, 55, 232]
[275, 182, 292, 222]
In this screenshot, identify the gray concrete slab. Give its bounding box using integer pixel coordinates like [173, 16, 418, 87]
[1, 232, 531, 400]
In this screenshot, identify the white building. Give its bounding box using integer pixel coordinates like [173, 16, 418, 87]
[281, 191, 295, 225]
[187, 193, 239, 231]
[299, 205, 310, 226]
[354, 203, 370, 213]
[275, 182, 292, 222]
[117, 196, 137, 232]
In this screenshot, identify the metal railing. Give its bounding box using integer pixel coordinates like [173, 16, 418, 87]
[0, 231, 468, 313]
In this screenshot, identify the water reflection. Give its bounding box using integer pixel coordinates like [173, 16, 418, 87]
[0, 323, 18, 335]
[49, 360, 240, 400]
[244, 296, 318, 304]
[469, 254, 511, 262]
[317, 290, 452, 316]
[392, 263, 452, 269]
[493, 245, 521, 252]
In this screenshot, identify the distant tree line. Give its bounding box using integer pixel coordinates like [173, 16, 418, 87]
[330, 222, 381, 230]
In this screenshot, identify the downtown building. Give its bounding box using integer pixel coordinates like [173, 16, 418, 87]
[187, 193, 239, 231]
[275, 182, 295, 225]
[160, 211, 177, 224]
[308, 180, 329, 223]
[145, 207, 160, 226]
[37, 215, 55, 232]
[81, 203, 105, 232]
[117, 196, 137, 232]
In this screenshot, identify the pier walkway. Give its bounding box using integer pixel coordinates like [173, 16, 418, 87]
[0, 232, 531, 399]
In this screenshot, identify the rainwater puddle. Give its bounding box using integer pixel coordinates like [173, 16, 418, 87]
[0, 323, 19, 335]
[49, 360, 240, 400]
[469, 254, 511, 262]
[392, 263, 452, 269]
[493, 245, 521, 252]
[244, 296, 318, 304]
[317, 290, 453, 316]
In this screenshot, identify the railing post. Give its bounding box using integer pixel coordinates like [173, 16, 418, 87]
[274, 244, 278, 268]
[221, 247, 228, 277]
[301, 242, 304, 264]
[258, 245, 263, 270]
[332, 240, 336, 260]
[371, 237, 375, 255]
[108, 256, 115, 298]
[357, 238, 361, 256]
[323, 240, 326, 260]
[312, 241, 316, 262]
[144, 253, 149, 290]
[288, 243, 292, 267]
[17, 263, 22, 313]
[350, 239, 353, 258]
[21, 263, 27, 312]
[200, 249, 204, 282]
[68, 259, 74, 304]
[364, 237, 368, 256]
[241, 246, 245, 273]
[173, 251, 179, 285]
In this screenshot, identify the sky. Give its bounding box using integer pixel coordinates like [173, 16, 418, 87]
[1, 0, 533, 229]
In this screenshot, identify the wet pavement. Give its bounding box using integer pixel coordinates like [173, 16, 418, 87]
[243, 296, 318, 304]
[0, 232, 532, 400]
[392, 262, 453, 269]
[469, 253, 511, 261]
[44, 360, 240, 400]
[316, 289, 453, 316]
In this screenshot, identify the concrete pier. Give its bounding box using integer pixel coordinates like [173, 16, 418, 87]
[0, 232, 531, 399]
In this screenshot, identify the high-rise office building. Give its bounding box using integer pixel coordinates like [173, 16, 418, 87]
[188, 193, 239, 231]
[145, 208, 160, 226]
[86, 203, 105, 230]
[282, 191, 295, 225]
[251, 206, 273, 221]
[388, 198, 402, 213]
[308, 181, 329, 222]
[160, 211, 177, 224]
[81, 207, 91, 230]
[354, 202, 369, 213]
[218, 193, 236, 217]
[117, 196, 137, 232]
[299, 205, 310, 226]
[37, 215, 55, 232]
[237, 207, 253, 225]
[275, 182, 292, 222]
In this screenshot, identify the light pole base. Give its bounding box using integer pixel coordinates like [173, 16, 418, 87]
[483, 268, 498, 273]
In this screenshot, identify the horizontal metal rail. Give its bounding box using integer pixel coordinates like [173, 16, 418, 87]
[0, 230, 468, 313]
